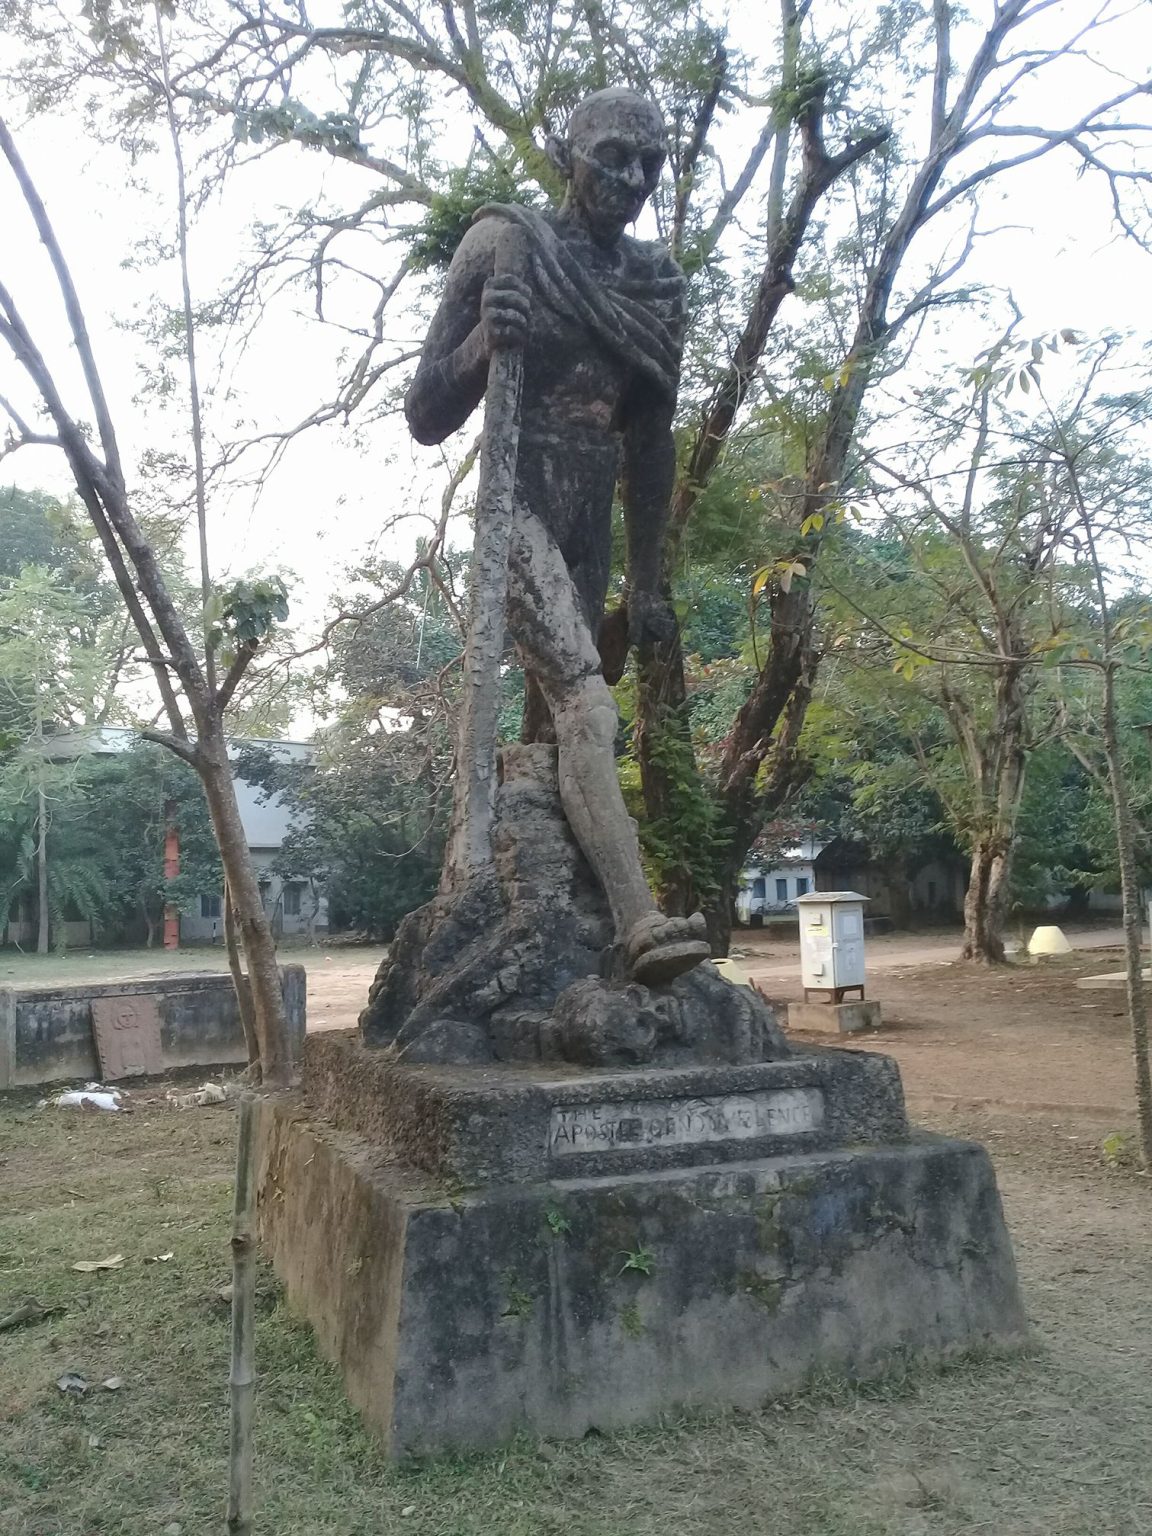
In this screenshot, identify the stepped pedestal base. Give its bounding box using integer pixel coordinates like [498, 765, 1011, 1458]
[256, 1034, 1026, 1458]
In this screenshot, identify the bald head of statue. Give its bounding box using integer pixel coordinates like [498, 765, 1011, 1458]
[546, 88, 668, 247]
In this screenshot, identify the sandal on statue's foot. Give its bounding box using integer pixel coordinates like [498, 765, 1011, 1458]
[625, 912, 711, 986]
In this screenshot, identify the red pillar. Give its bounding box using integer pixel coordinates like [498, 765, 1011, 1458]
[163, 798, 180, 950]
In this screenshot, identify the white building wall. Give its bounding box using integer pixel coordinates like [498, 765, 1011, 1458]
[735, 861, 817, 924]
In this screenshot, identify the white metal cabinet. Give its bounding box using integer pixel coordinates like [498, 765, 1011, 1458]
[795, 891, 868, 1001]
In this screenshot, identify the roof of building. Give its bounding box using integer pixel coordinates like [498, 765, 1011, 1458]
[43, 726, 311, 851]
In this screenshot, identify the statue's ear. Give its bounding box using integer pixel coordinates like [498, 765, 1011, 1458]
[545, 133, 571, 179]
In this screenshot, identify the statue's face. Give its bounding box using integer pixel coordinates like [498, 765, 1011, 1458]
[567, 98, 667, 243]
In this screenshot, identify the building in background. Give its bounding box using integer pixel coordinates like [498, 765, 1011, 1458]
[4, 727, 326, 947]
[735, 837, 825, 925]
[735, 836, 968, 930]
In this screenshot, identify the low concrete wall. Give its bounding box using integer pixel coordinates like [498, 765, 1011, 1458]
[0, 966, 306, 1088]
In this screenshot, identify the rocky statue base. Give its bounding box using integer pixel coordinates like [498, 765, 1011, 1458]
[359, 743, 788, 1069]
[256, 1033, 1027, 1458]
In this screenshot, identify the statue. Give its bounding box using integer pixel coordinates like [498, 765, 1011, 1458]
[361, 88, 784, 1067]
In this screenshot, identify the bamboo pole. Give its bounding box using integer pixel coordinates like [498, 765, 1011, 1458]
[226, 1095, 257, 1535]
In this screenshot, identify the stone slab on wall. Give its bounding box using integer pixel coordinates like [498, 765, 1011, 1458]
[257, 1097, 1027, 1458]
[0, 966, 306, 1088]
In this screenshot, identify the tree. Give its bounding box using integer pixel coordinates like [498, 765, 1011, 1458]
[0, 114, 295, 1085]
[0, 566, 120, 950]
[238, 555, 461, 938]
[648, 1, 1152, 942]
[813, 343, 1095, 959]
[1025, 344, 1152, 1167]
[77, 745, 223, 947]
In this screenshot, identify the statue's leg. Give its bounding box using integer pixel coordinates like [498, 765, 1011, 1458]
[507, 507, 708, 984]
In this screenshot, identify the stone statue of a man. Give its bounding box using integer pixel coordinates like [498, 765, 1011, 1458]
[405, 87, 709, 987]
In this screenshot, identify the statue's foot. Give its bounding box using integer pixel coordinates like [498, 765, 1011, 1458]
[625, 911, 711, 986]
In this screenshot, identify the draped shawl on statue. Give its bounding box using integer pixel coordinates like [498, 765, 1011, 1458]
[473, 203, 684, 401]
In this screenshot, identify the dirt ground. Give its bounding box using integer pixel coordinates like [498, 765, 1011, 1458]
[300, 928, 1140, 1129]
[3, 932, 1151, 1533]
[768, 946, 1139, 1125]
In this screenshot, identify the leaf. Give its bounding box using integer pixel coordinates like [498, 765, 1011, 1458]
[101, 1376, 123, 1391]
[751, 566, 772, 599]
[71, 1254, 124, 1272]
[0, 1297, 61, 1332]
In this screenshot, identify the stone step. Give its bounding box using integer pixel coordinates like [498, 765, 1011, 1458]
[299, 1031, 908, 1185]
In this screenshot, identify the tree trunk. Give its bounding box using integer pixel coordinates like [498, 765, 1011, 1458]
[961, 836, 1011, 962]
[36, 776, 48, 955]
[634, 609, 696, 916]
[705, 880, 734, 958]
[884, 857, 913, 931]
[224, 877, 260, 1078]
[1098, 662, 1152, 1168]
[198, 725, 292, 1088]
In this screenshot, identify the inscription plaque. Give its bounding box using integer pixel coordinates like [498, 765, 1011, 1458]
[548, 1087, 824, 1158]
[90, 994, 165, 1081]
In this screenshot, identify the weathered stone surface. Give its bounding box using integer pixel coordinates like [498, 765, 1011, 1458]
[257, 1096, 1027, 1458]
[300, 1031, 908, 1185]
[786, 1000, 883, 1035]
[0, 966, 306, 1088]
[361, 745, 787, 1068]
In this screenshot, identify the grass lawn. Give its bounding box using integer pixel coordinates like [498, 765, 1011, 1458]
[0, 948, 235, 990]
[2, 1087, 1150, 1536]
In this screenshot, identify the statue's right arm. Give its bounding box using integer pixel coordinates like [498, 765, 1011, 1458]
[405, 223, 500, 446]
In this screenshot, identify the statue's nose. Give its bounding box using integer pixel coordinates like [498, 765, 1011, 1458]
[620, 160, 645, 190]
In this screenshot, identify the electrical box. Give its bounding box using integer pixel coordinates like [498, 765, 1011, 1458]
[795, 891, 868, 1001]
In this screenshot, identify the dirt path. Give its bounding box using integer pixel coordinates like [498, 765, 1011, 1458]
[729, 922, 1127, 977]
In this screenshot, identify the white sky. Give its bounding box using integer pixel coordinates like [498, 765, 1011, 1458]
[1, 0, 1150, 726]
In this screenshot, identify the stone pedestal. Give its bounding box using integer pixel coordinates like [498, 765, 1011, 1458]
[257, 1033, 1026, 1457]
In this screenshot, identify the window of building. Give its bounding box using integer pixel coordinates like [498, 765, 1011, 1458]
[200, 893, 222, 919]
[752, 877, 766, 899]
[795, 877, 809, 897]
[775, 878, 788, 903]
[283, 883, 303, 918]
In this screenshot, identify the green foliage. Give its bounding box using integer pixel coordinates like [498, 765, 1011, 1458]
[618, 1244, 656, 1276]
[232, 101, 363, 157]
[0, 486, 70, 578]
[1101, 1131, 1140, 1170]
[410, 162, 542, 271]
[544, 1205, 571, 1236]
[619, 707, 729, 903]
[232, 557, 460, 938]
[207, 576, 290, 657]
